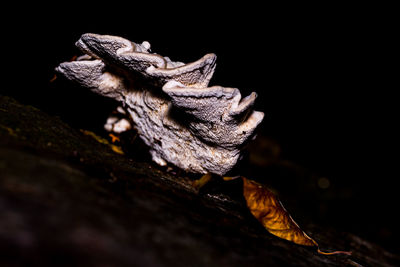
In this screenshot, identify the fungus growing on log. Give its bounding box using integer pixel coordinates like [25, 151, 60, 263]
[56, 33, 264, 176]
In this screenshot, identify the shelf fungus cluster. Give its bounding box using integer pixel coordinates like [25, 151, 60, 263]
[56, 33, 264, 176]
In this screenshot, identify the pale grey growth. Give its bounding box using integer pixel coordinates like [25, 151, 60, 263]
[56, 33, 264, 176]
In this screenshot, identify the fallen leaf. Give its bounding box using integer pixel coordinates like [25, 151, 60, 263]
[242, 177, 316, 246]
[193, 173, 212, 190]
[49, 74, 57, 83]
[109, 133, 120, 143]
[241, 177, 351, 255]
[80, 129, 124, 155]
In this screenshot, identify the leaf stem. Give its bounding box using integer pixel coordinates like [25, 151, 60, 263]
[317, 248, 352, 256]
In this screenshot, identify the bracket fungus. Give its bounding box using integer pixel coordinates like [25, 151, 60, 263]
[56, 33, 264, 176]
[55, 34, 353, 256]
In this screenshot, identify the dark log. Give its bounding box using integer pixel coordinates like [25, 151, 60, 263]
[0, 95, 398, 266]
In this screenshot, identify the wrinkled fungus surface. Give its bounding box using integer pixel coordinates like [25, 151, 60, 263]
[56, 34, 264, 175]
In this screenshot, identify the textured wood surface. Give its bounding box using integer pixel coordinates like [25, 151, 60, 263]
[1, 95, 398, 266]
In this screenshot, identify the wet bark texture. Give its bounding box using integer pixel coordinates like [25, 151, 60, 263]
[0, 95, 398, 266]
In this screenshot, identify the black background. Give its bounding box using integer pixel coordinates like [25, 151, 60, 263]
[3, 3, 397, 253]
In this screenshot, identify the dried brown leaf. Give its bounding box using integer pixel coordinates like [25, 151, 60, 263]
[242, 177, 317, 246]
[241, 177, 351, 255]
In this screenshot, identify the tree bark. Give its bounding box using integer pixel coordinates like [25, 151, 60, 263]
[0, 95, 398, 266]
